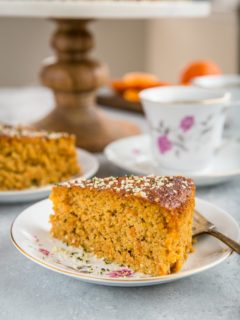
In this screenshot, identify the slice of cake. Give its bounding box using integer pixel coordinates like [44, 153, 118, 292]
[0, 124, 80, 190]
[50, 176, 195, 276]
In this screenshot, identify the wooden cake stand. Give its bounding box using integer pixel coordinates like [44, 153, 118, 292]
[0, 1, 210, 152]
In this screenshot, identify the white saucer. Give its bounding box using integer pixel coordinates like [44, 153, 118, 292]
[0, 148, 99, 203]
[11, 198, 239, 287]
[104, 134, 240, 186]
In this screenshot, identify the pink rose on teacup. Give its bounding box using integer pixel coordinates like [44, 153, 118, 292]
[180, 116, 195, 132]
[157, 135, 172, 154]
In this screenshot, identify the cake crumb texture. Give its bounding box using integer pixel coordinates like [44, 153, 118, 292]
[50, 176, 195, 276]
[0, 124, 80, 190]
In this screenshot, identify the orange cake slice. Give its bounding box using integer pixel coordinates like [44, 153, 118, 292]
[0, 124, 80, 190]
[50, 175, 195, 276]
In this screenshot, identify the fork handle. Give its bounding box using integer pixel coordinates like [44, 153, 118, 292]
[207, 229, 240, 254]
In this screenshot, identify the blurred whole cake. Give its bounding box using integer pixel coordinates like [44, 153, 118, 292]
[0, 124, 80, 190]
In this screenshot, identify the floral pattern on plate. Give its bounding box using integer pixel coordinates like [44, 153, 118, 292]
[11, 198, 238, 286]
[29, 235, 149, 280]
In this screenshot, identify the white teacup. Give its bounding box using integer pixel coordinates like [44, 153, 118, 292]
[140, 86, 230, 172]
[192, 75, 240, 138]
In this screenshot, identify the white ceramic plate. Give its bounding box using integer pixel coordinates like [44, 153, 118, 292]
[0, 1, 210, 19]
[11, 198, 239, 287]
[104, 134, 240, 186]
[0, 149, 99, 203]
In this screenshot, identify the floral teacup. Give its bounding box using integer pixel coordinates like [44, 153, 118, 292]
[140, 86, 230, 172]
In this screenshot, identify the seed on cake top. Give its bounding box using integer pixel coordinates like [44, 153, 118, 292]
[0, 123, 70, 139]
[60, 175, 194, 209]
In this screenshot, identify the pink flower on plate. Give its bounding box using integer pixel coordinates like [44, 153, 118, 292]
[132, 148, 141, 155]
[157, 135, 172, 154]
[107, 268, 134, 278]
[39, 248, 50, 256]
[180, 116, 195, 132]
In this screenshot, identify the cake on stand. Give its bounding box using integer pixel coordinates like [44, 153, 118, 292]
[0, 1, 210, 152]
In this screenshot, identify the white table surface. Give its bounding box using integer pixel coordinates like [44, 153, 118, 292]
[0, 87, 240, 320]
[0, 1, 210, 18]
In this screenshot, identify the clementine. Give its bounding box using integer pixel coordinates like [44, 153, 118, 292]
[180, 60, 222, 85]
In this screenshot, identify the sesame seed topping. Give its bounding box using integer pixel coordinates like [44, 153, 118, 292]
[0, 123, 72, 139]
[59, 175, 195, 209]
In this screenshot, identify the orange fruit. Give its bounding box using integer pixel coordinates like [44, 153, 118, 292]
[111, 72, 171, 100]
[123, 80, 171, 103]
[111, 79, 127, 93]
[150, 80, 171, 88]
[180, 60, 222, 85]
[123, 89, 140, 103]
[122, 72, 160, 90]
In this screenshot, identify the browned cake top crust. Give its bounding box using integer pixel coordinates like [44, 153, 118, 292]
[60, 176, 195, 209]
[0, 123, 72, 140]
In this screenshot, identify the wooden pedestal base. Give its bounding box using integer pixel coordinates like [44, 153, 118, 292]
[33, 19, 139, 152]
[34, 101, 139, 152]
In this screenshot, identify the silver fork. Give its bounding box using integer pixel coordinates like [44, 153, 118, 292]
[193, 210, 240, 254]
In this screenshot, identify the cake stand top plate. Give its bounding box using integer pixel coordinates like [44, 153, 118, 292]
[0, 1, 210, 19]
